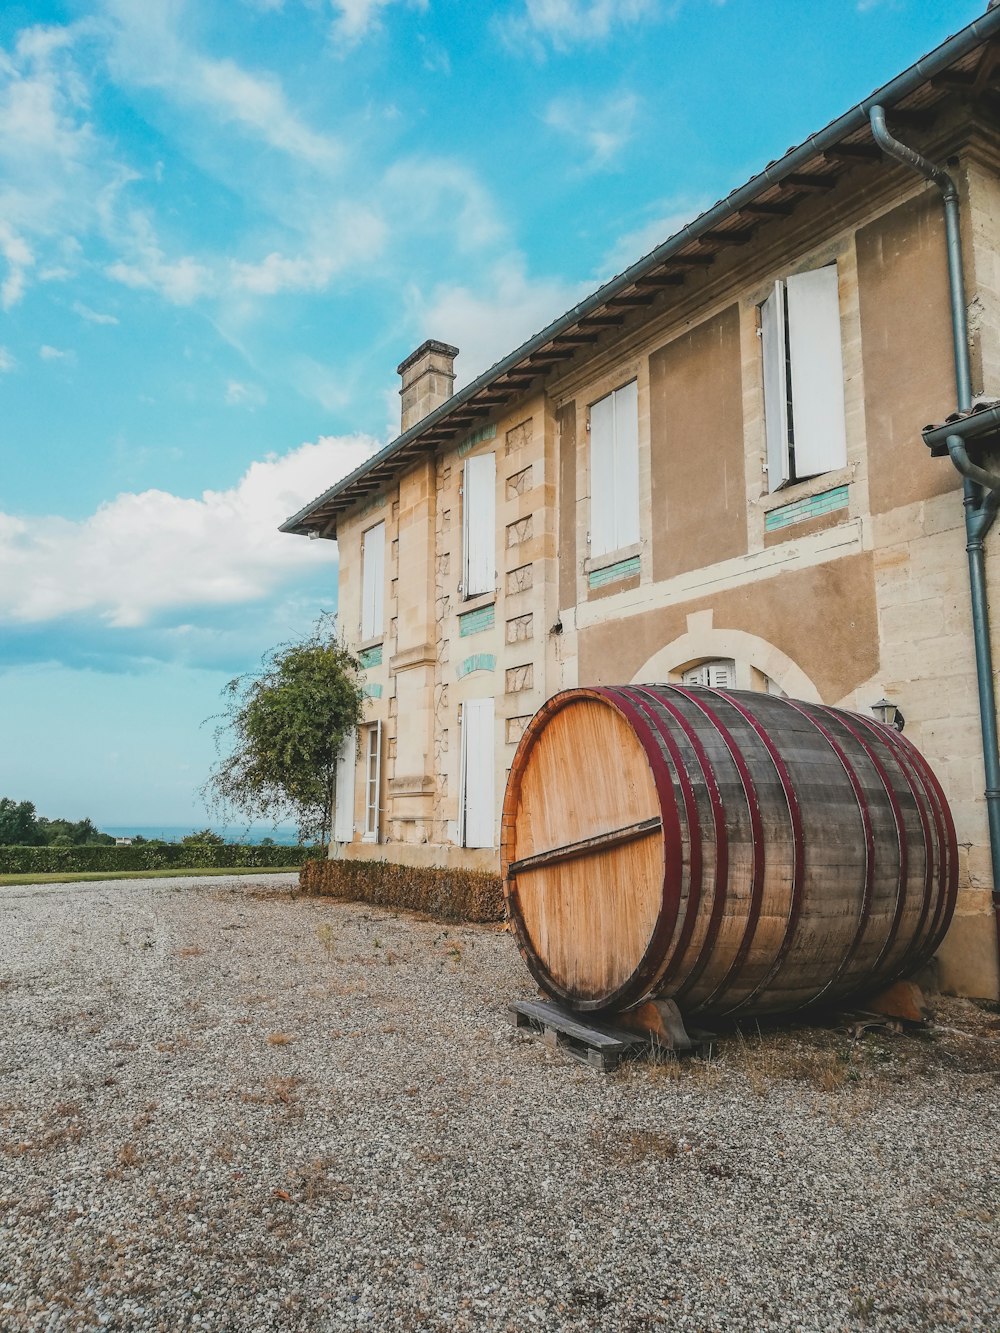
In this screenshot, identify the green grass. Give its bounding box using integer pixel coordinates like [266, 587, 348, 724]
[0, 865, 303, 887]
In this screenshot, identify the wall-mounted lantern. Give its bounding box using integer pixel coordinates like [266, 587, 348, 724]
[872, 697, 905, 732]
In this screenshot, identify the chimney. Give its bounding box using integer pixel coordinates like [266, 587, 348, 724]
[397, 340, 459, 434]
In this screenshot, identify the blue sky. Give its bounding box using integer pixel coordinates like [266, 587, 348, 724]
[0, 0, 984, 824]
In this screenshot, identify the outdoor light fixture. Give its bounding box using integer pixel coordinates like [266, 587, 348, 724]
[872, 697, 905, 732]
[309, 529, 320, 541]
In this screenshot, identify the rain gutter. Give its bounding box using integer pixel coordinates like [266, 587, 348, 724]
[871, 102, 1000, 917]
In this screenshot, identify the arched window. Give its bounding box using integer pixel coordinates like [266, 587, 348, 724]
[681, 658, 736, 689]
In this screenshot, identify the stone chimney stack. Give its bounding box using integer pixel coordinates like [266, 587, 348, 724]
[397, 340, 459, 434]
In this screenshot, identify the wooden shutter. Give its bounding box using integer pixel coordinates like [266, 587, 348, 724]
[361, 522, 385, 640]
[362, 721, 382, 843]
[463, 453, 496, 597]
[333, 729, 357, 843]
[786, 266, 848, 479]
[461, 698, 495, 849]
[589, 391, 616, 558]
[761, 281, 791, 493]
[614, 379, 640, 548]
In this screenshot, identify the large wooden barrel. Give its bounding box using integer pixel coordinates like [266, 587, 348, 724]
[501, 686, 957, 1020]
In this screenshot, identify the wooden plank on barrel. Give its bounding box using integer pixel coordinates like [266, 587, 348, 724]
[508, 816, 662, 878]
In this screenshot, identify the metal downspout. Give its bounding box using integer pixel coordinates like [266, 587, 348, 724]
[870, 105, 1000, 920]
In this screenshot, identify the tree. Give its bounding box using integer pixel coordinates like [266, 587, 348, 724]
[181, 829, 225, 846]
[203, 617, 364, 846]
[0, 798, 43, 846]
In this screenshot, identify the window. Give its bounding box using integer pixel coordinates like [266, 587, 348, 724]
[589, 379, 640, 558]
[462, 453, 496, 598]
[760, 265, 847, 493]
[333, 729, 357, 844]
[459, 698, 495, 849]
[362, 722, 382, 843]
[360, 522, 385, 641]
[682, 659, 735, 689]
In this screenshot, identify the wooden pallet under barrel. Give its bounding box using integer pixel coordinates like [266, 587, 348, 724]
[510, 996, 694, 1072]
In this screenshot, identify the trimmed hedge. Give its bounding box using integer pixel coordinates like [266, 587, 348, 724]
[0, 844, 323, 875]
[300, 857, 504, 923]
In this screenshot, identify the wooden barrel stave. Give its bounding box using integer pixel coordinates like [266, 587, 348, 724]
[502, 685, 957, 1020]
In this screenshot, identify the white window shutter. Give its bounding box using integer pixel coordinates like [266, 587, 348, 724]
[457, 704, 468, 848]
[761, 281, 791, 494]
[461, 698, 495, 849]
[614, 379, 640, 548]
[333, 729, 357, 843]
[463, 454, 496, 597]
[786, 266, 848, 479]
[361, 522, 385, 640]
[683, 659, 735, 689]
[589, 392, 616, 557]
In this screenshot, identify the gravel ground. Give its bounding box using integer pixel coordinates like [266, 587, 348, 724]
[2, 874, 999, 1332]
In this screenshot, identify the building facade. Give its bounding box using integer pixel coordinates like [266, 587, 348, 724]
[283, 14, 1000, 1000]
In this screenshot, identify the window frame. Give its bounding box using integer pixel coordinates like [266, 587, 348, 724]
[362, 721, 382, 844]
[760, 263, 848, 494]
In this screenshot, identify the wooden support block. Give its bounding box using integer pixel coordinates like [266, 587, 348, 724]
[862, 979, 930, 1024]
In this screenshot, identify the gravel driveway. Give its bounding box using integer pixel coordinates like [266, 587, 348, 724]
[1, 874, 999, 1332]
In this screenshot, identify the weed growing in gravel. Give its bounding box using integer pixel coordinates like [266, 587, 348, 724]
[622, 1130, 679, 1162]
[115, 1142, 141, 1170]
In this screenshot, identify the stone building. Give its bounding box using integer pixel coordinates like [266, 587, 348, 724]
[282, 12, 1000, 999]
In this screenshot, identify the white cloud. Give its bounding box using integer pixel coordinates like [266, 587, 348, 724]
[101, 1, 340, 167]
[39, 344, 73, 361]
[0, 435, 379, 629]
[383, 157, 504, 252]
[72, 300, 118, 324]
[544, 91, 638, 171]
[225, 379, 266, 407]
[0, 19, 133, 306]
[329, 0, 427, 46]
[0, 347, 17, 373]
[229, 205, 387, 295]
[0, 222, 35, 310]
[417, 256, 590, 385]
[498, 0, 659, 53]
[600, 197, 708, 277]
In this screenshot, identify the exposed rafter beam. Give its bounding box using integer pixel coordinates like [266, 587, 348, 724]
[633, 273, 686, 287]
[605, 294, 657, 307]
[700, 227, 755, 245]
[741, 200, 794, 216]
[779, 171, 839, 191]
[825, 142, 883, 160]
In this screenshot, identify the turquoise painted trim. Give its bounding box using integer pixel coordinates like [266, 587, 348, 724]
[457, 652, 496, 679]
[359, 645, 383, 669]
[458, 604, 496, 637]
[458, 423, 497, 457]
[765, 484, 849, 532]
[588, 555, 640, 590]
[362, 683, 383, 699]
